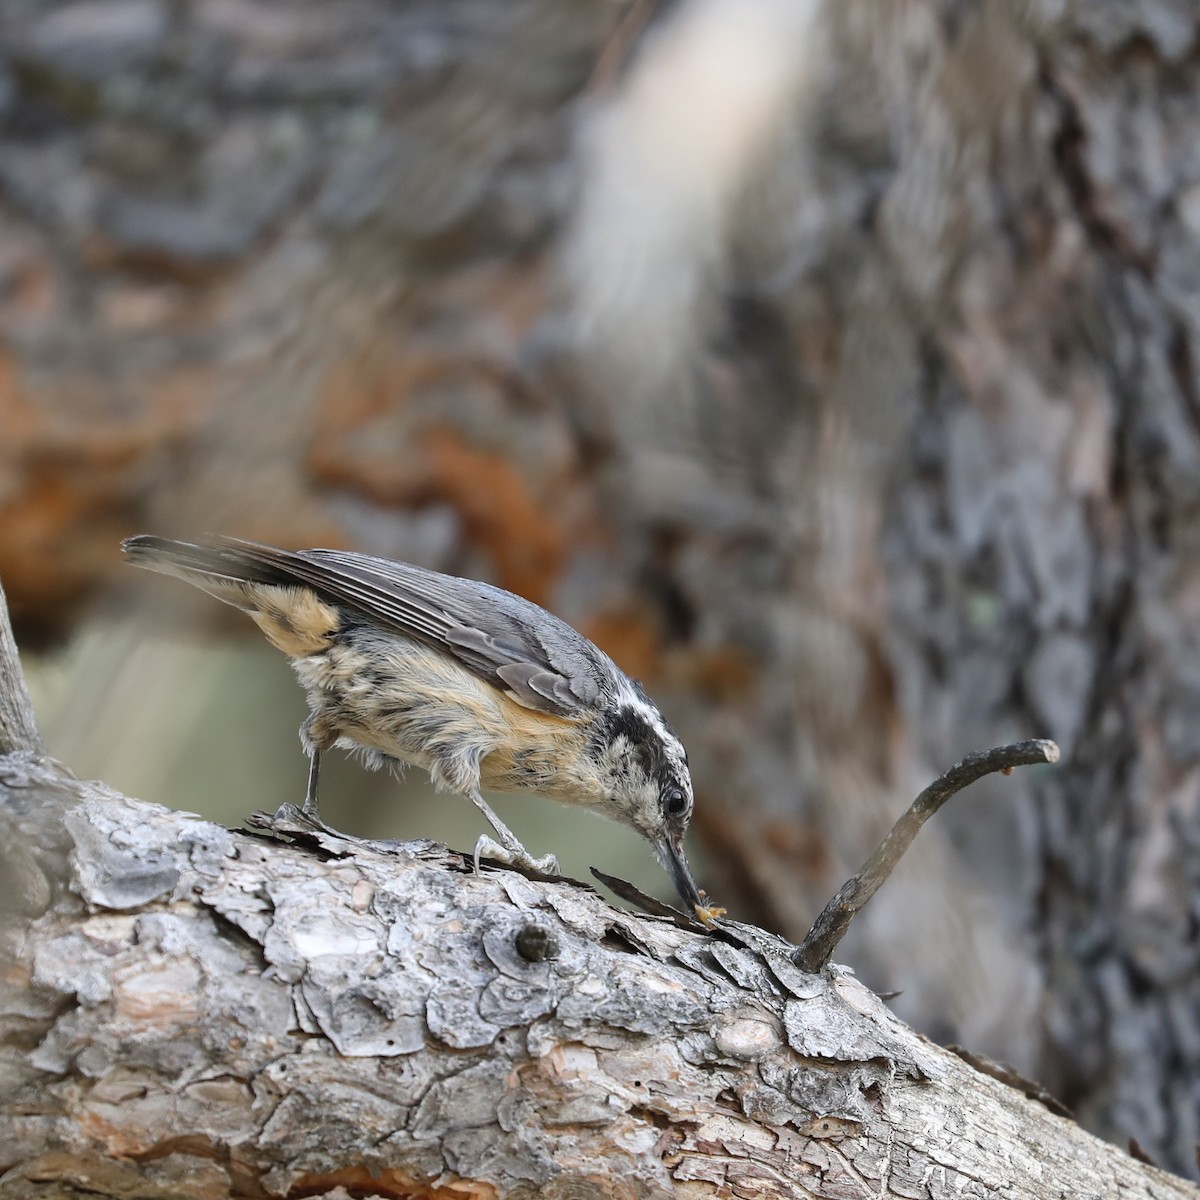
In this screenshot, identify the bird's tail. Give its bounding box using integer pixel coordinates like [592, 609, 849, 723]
[121, 535, 299, 607]
[121, 535, 341, 656]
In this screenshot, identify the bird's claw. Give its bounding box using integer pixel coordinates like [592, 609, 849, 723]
[473, 835, 559, 877]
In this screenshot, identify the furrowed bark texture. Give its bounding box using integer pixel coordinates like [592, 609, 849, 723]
[0, 757, 1192, 1200]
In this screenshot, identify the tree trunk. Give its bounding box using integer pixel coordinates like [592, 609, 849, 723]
[561, 1, 1200, 1172]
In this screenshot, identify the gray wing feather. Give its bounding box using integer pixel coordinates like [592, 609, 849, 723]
[214, 540, 621, 718]
[495, 662, 600, 711]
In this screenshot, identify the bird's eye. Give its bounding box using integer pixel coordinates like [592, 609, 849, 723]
[663, 787, 688, 817]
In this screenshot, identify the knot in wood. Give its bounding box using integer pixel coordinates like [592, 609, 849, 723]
[515, 923, 559, 962]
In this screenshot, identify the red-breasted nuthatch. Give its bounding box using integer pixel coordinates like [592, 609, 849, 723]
[122, 535, 709, 914]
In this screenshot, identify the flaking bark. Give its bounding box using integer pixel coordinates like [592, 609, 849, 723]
[0, 754, 1192, 1199]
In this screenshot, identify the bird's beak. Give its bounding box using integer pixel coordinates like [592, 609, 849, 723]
[656, 833, 705, 913]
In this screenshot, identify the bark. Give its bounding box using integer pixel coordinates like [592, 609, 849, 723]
[0, 756, 1193, 1200]
[567, 2, 1200, 1173]
[0, 576, 42, 757]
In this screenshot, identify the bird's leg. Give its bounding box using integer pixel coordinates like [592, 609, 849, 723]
[303, 749, 321, 818]
[467, 790, 559, 875]
[298, 712, 342, 821]
[267, 744, 324, 832]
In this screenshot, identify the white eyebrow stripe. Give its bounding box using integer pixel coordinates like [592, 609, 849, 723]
[612, 683, 692, 796]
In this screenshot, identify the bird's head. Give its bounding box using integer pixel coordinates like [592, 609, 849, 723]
[588, 694, 704, 912]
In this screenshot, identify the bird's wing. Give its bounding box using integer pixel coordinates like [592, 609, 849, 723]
[297, 546, 616, 717]
[125, 535, 617, 718]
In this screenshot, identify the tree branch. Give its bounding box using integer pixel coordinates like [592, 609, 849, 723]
[794, 740, 1061, 972]
[1, 758, 1191, 1199]
[0, 577, 45, 757]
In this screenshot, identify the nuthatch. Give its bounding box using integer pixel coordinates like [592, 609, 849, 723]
[122, 535, 711, 914]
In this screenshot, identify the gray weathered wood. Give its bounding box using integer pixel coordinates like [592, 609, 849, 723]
[0, 754, 1192, 1199]
[0, 578, 44, 758]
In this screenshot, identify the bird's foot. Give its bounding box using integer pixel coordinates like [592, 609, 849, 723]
[246, 801, 333, 846]
[270, 800, 326, 831]
[473, 835, 559, 877]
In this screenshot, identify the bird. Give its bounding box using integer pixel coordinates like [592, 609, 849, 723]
[121, 534, 712, 916]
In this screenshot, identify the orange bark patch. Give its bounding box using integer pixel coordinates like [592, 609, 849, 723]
[23, 1150, 232, 1200]
[1, 257, 59, 327]
[761, 818, 833, 876]
[465, 257, 548, 340]
[421, 426, 562, 604]
[0, 352, 35, 441]
[675, 645, 755, 699]
[309, 336, 433, 445]
[580, 615, 756, 699]
[309, 342, 564, 602]
[113, 960, 202, 1023]
[316, 419, 566, 600]
[0, 354, 206, 638]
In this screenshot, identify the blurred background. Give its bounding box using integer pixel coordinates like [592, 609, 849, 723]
[2, 0, 1198, 1177]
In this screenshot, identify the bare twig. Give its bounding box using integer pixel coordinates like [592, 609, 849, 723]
[0, 576, 46, 757]
[793, 739, 1060, 972]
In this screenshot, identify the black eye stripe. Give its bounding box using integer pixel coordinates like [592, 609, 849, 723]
[633, 739, 655, 778]
[597, 707, 673, 778]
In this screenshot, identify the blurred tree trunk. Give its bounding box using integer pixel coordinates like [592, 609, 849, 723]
[735, 4, 1200, 1171]
[0, 0, 1197, 1177]
[560, 1, 1200, 1174]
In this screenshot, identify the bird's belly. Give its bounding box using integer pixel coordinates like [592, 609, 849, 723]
[292, 635, 598, 802]
[478, 702, 604, 805]
[478, 743, 577, 797]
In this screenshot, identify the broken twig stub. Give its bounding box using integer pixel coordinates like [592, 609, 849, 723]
[794, 740, 1060, 972]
